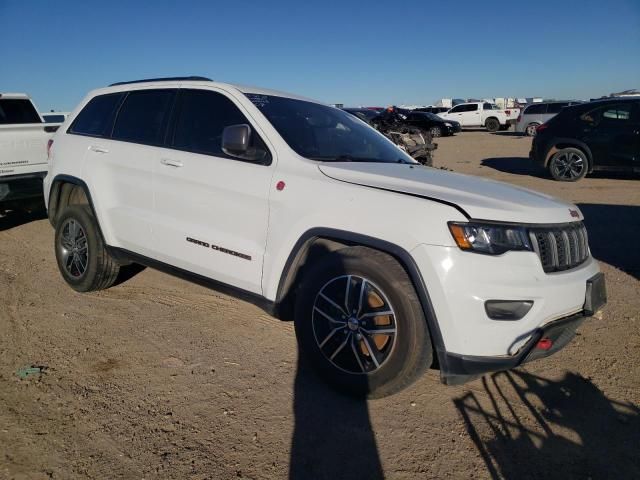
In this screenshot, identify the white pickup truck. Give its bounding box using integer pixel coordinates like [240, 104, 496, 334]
[0, 93, 60, 210]
[438, 102, 518, 132]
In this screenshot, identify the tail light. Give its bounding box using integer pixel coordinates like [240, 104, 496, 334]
[505, 109, 511, 116]
[517, 113, 522, 122]
[47, 139, 53, 160]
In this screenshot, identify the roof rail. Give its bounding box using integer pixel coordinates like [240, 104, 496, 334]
[109, 76, 212, 87]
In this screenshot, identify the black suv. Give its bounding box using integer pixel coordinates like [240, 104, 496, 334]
[530, 98, 640, 181]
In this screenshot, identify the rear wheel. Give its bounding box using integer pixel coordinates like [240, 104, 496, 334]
[294, 246, 432, 398]
[525, 123, 540, 136]
[485, 118, 500, 132]
[55, 205, 120, 292]
[548, 147, 588, 182]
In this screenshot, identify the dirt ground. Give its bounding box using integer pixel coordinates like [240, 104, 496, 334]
[1, 131, 638, 480]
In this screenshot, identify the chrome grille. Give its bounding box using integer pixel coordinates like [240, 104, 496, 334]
[529, 222, 589, 272]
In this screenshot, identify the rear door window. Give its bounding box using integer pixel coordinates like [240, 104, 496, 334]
[112, 89, 175, 145]
[69, 93, 124, 137]
[580, 103, 633, 124]
[0, 99, 41, 124]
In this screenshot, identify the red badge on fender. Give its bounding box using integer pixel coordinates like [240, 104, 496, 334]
[569, 209, 579, 218]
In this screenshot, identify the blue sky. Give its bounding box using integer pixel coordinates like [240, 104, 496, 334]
[1, 0, 639, 111]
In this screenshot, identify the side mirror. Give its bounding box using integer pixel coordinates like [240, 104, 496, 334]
[222, 124, 266, 162]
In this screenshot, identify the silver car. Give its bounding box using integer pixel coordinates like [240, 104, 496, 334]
[516, 101, 582, 136]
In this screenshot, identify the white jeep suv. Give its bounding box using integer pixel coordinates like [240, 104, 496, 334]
[44, 77, 606, 397]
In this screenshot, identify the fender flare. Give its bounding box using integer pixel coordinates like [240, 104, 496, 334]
[48, 175, 104, 237]
[274, 227, 448, 371]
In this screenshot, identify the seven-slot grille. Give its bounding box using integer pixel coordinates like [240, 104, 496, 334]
[529, 222, 589, 273]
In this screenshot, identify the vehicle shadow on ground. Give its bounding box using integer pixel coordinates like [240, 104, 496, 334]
[492, 131, 523, 137]
[289, 358, 383, 480]
[577, 203, 640, 280]
[480, 157, 546, 177]
[455, 370, 640, 480]
[0, 208, 47, 232]
[288, 243, 383, 480]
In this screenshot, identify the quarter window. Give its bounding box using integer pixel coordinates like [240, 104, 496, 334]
[69, 93, 124, 137]
[524, 103, 547, 115]
[547, 103, 568, 114]
[112, 89, 175, 145]
[172, 89, 267, 160]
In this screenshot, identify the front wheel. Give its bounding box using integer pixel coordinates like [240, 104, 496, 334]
[429, 126, 442, 137]
[548, 147, 588, 181]
[294, 246, 433, 398]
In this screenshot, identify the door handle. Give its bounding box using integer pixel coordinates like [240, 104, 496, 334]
[161, 158, 183, 167]
[89, 146, 109, 153]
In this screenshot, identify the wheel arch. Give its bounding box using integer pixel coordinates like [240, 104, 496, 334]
[274, 227, 447, 369]
[48, 175, 100, 232]
[544, 139, 593, 171]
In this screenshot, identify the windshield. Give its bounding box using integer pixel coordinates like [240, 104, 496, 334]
[245, 94, 415, 163]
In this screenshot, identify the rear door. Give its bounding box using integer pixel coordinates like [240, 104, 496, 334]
[581, 102, 638, 170]
[81, 89, 176, 255]
[151, 88, 274, 294]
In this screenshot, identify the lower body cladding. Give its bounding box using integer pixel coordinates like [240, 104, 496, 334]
[411, 244, 606, 384]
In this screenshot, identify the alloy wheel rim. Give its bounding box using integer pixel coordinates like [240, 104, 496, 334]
[312, 275, 397, 374]
[59, 219, 89, 278]
[430, 127, 441, 137]
[552, 152, 585, 179]
[526, 124, 538, 136]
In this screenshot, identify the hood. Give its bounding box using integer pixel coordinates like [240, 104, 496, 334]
[318, 162, 583, 224]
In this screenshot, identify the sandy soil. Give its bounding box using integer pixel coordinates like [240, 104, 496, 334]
[1, 131, 638, 479]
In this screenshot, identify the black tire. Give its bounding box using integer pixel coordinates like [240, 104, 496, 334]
[294, 246, 433, 398]
[525, 123, 539, 137]
[548, 147, 588, 182]
[54, 205, 120, 292]
[485, 118, 500, 132]
[429, 126, 442, 137]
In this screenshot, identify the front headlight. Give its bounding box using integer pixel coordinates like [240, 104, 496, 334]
[444, 122, 453, 127]
[448, 222, 532, 255]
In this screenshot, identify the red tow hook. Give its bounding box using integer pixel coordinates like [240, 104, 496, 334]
[536, 338, 553, 350]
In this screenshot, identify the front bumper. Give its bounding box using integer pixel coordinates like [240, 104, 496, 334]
[439, 271, 606, 385]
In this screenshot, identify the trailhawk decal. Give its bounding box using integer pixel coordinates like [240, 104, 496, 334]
[186, 237, 252, 261]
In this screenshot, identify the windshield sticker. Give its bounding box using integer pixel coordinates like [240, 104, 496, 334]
[246, 94, 270, 107]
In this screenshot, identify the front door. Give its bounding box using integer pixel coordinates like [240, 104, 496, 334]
[151, 88, 274, 294]
[460, 104, 480, 126]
